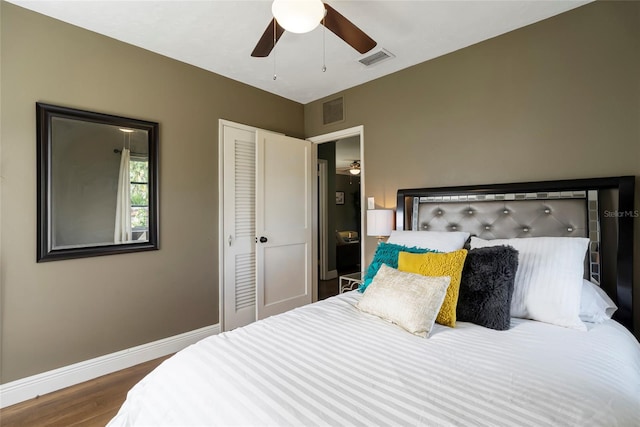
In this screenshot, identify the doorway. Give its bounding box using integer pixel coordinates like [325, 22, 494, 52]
[308, 126, 364, 300]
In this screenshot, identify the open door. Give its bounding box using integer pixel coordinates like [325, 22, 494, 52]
[255, 130, 313, 319]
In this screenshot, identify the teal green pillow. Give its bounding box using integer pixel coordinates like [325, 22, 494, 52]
[358, 242, 438, 293]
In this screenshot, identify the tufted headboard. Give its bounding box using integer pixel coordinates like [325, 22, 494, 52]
[396, 177, 635, 332]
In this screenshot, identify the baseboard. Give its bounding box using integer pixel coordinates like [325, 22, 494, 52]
[0, 324, 220, 408]
[326, 269, 338, 280]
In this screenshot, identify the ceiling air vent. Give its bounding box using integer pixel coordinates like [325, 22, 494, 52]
[359, 48, 395, 67]
[323, 97, 344, 125]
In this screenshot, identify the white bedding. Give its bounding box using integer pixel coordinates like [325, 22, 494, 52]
[109, 291, 640, 426]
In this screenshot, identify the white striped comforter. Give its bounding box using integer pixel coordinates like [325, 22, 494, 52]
[108, 291, 640, 426]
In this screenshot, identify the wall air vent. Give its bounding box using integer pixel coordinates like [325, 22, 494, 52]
[359, 48, 395, 67]
[322, 96, 344, 125]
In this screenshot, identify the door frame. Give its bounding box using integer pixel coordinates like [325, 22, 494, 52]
[307, 125, 366, 290]
[317, 159, 331, 281]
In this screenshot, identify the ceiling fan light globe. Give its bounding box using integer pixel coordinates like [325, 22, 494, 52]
[349, 168, 360, 175]
[272, 0, 325, 34]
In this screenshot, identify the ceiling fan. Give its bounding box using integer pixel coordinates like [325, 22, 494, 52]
[251, 0, 377, 58]
[336, 160, 361, 175]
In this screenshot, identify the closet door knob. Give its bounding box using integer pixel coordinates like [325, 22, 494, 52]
[259, 236, 268, 243]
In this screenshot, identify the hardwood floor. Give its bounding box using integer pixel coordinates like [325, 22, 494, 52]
[0, 355, 171, 427]
[318, 276, 339, 300]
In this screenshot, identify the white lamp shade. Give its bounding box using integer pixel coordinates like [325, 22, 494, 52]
[272, 0, 325, 34]
[367, 209, 394, 237]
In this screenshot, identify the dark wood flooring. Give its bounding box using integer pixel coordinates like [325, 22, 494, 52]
[318, 276, 340, 300]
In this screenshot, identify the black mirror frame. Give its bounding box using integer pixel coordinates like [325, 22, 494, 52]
[36, 102, 160, 262]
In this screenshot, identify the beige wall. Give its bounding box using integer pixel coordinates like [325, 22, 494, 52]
[0, 2, 304, 383]
[306, 1, 640, 333]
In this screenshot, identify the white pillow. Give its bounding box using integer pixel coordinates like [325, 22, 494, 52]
[387, 230, 470, 252]
[470, 236, 589, 330]
[580, 279, 617, 323]
[356, 264, 451, 337]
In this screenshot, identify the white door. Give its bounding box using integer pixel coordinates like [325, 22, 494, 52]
[255, 130, 313, 320]
[222, 124, 257, 330]
[221, 122, 313, 330]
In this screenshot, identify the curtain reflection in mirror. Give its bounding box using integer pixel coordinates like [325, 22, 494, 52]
[114, 147, 132, 243]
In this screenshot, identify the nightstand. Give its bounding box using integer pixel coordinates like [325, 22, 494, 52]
[339, 272, 363, 293]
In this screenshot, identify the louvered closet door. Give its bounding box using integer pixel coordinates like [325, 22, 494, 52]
[223, 125, 257, 330]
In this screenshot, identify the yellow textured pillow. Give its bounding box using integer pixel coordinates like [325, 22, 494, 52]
[398, 249, 468, 327]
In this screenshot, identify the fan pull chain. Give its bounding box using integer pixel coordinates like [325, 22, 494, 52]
[322, 15, 326, 72]
[273, 19, 277, 80]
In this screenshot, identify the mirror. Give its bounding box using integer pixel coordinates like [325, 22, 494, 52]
[36, 103, 159, 262]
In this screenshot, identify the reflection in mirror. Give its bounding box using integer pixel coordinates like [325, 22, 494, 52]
[37, 103, 159, 261]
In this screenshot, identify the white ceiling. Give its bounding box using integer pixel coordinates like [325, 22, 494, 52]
[8, 1, 591, 104]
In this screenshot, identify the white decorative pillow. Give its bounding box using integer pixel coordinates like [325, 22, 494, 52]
[356, 264, 451, 337]
[387, 231, 470, 252]
[470, 236, 589, 330]
[580, 279, 618, 323]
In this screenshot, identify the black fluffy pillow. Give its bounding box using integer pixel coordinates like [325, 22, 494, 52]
[456, 245, 519, 330]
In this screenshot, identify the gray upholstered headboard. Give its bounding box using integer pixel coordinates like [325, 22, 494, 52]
[396, 177, 635, 332]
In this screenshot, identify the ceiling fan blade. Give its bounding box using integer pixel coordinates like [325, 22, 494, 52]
[323, 4, 376, 54]
[251, 18, 285, 57]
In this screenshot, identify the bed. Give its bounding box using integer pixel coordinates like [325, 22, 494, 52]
[109, 177, 639, 427]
